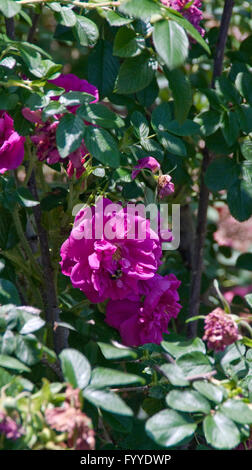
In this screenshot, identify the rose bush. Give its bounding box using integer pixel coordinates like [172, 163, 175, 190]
[0, 0, 252, 453]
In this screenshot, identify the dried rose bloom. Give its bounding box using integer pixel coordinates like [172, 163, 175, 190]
[45, 385, 95, 450]
[0, 411, 22, 440]
[203, 307, 241, 352]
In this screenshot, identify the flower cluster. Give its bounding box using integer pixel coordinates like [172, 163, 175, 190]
[23, 73, 99, 178]
[203, 308, 241, 352]
[0, 411, 23, 441]
[45, 385, 95, 450]
[60, 197, 181, 346]
[0, 112, 25, 174]
[160, 0, 205, 36]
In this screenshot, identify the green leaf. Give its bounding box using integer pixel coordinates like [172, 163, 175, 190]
[237, 105, 252, 134]
[119, 0, 161, 20]
[0, 354, 30, 373]
[195, 110, 221, 137]
[235, 72, 252, 105]
[215, 76, 241, 105]
[161, 337, 205, 359]
[55, 6, 76, 27]
[157, 131, 186, 157]
[0, 279, 20, 306]
[83, 387, 133, 416]
[59, 348, 91, 389]
[220, 399, 252, 424]
[59, 91, 95, 107]
[74, 15, 99, 47]
[16, 188, 40, 208]
[151, 102, 172, 132]
[245, 294, 252, 309]
[221, 111, 240, 147]
[176, 352, 212, 377]
[113, 26, 144, 58]
[77, 103, 124, 129]
[164, 119, 200, 137]
[164, 8, 210, 55]
[131, 111, 149, 139]
[159, 363, 190, 387]
[106, 10, 133, 26]
[90, 367, 144, 388]
[236, 253, 252, 271]
[15, 335, 40, 366]
[0, 90, 18, 110]
[166, 390, 211, 414]
[203, 412, 240, 449]
[165, 68, 192, 123]
[116, 51, 157, 94]
[227, 179, 252, 222]
[205, 157, 240, 192]
[56, 113, 85, 159]
[193, 381, 225, 404]
[42, 101, 66, 121]
[146, 409, 197, 448]
[88, 40, 119, 98]
[19, 317, 45, 335]
[98, 342, 137, 360]
[241, 140, 252, 162]
[0, 0, 21, 18]
[84, 127, 120, 168]
[153, 20, 189, 70]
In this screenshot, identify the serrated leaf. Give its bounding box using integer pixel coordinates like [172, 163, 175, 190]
[59, 349, 91, 389]
[84, 127, 120, 168]
[74, 15, 99, 47]
[153, 20, 189, 70]
[56, 113, 85, 158]
[116, 52, 157, 94]
[113, 27, 145, 58]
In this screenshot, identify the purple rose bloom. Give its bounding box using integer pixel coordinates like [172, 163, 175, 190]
[132, 156, 160, 180]
[60, 198, 162, 303]
[0, 112, 25, 174]
[106, 273, 181, 346]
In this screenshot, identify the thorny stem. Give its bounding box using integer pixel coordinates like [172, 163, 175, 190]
[187, 0, 234, 337]
[28, 170, 68, 354]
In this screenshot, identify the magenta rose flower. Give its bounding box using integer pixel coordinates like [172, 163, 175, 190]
[60, 198, 162, 303]
[106, 273, 181, 346]
[132, 156, 160, 180]
[160, 0, 205, 37]
[203, 307, 241, 352]
[0, 112, 25, 174]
